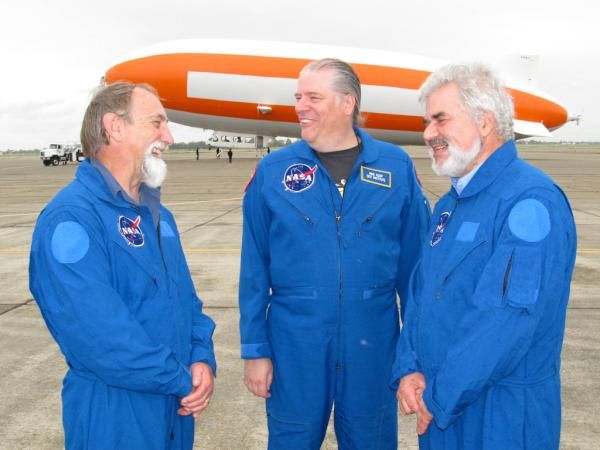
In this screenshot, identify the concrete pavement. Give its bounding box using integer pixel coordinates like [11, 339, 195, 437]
[0, 144, 598, 449]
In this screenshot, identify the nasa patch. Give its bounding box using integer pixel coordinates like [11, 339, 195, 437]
[430, 211, 451, 247]
[118, 215, 144, 247]
[282, 163, 318, 193]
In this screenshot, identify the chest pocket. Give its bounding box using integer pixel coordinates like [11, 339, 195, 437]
[270, 184, 322, 234]
[108, 233, 161, 303]
[355, 184, 400, 237]
[158, 219, 180, 283]
[440, 237, 488, 286]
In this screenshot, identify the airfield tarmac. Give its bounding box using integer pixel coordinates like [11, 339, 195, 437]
[0, 144, 598, 449]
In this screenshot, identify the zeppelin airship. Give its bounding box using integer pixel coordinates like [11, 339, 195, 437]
[104, 39, 575, 144]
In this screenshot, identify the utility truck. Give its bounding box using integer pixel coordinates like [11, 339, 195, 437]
[40, 144, 84, 166]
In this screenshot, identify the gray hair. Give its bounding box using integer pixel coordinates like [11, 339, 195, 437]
[419, 63, 514, 142]
[301, 58, 363, 127]
[80, 81, 158, 160]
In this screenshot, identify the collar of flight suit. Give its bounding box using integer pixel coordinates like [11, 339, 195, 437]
[75, 160, 137, 208]
[74, 159, 170, 283]
[291, 127, 380, 165]
[90, 159, 161, 228]
[455, 140, 518, 199]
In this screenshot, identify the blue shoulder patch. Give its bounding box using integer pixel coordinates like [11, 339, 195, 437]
[51, 221, 90, 263]
[508, 199, 551, 242]
[160, 220, 176, 238]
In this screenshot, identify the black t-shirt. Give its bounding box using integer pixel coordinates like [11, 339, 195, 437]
[315, 143, 361, 197]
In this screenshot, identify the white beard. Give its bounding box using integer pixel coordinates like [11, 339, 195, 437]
[428, 138, 482, 178]
[141, 141, 168, 188]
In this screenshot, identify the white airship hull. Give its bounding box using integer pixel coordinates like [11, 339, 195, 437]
[105, 39, 570, 143]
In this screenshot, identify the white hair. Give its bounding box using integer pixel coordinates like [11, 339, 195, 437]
[419, 63, 515, 142]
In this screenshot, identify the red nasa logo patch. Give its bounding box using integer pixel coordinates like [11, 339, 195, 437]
[430, 211, 451, 247]
[118, 215, 144, 247]
[282, 163, 318, 193]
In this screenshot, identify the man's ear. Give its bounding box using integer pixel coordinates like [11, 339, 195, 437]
[343, 94, 356, 116]
[102, 112, 124, 143]
[479, 111, 496, 138]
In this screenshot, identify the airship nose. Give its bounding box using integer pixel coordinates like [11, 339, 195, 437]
[508, 88, 569, 131]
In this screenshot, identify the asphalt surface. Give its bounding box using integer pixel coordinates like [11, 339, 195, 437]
[0, 144, 598, 449]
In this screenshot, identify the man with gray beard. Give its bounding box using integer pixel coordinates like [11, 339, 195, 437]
[391, 63, 576, 449]
[29, 82, 216, 450]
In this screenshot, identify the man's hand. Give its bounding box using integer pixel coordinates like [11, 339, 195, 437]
[243, 358, 273, 398]
[416, 397, 433, 435]
[397, 372, 433, 435]
[178, 362, 215, 418]
[397, 372, 426, 415]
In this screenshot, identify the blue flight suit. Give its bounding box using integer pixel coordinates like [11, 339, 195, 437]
[392, 141, 577, 449]
[29, 160, 216, 450]
[240, 128, 430, 449]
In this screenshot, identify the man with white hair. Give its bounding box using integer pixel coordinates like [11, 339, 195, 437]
[392, 63, 577, 449]
[29, 82, 216, 450]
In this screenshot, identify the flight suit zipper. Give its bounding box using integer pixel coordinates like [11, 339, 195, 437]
[321, 152, 361, 377]
[334, 194, 344, 376]
[331, 162, 359, 376]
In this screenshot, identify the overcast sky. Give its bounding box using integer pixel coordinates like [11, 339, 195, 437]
[1, 0, 598, 150]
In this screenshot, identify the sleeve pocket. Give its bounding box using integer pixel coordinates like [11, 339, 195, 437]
[505, 246, 542, 313]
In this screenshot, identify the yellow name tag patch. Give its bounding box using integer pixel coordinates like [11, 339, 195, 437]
[360, 166, 392, 188]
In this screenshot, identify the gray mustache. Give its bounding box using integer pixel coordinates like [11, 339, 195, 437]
[427, 138, 448, 147]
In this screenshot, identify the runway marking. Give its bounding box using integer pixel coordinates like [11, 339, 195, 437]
[0, 248, 31, 254]
[0, 165, 36, 171]
[182, 204, 242, 234]
[0, 247, 242, 255]
[0, 300, 34, 316]
[0, 197, 243, 219]
[2, 247, 599, 255]
[0, 212, 40, 218]
[185, 248, 240, 254]
[422, 187, 442, 200]
[168, 197, 242, 206]
[573, 207, 600, 218]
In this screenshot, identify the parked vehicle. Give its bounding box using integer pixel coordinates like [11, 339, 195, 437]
[40, 144, 84, 166]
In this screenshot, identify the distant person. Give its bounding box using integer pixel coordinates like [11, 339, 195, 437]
[227, 148, 233, 163]
[239, 58, 430, 448]
[196, 147, 200, 160]
[393, 63, 577, 449]
[29, 82, 217, 450]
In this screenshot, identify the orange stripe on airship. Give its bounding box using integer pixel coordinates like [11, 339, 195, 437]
[105, 54, 429, 131]
[105, 53, 431, 90]
[105, 53, 567, 131]
[508, 89, 567, 130]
